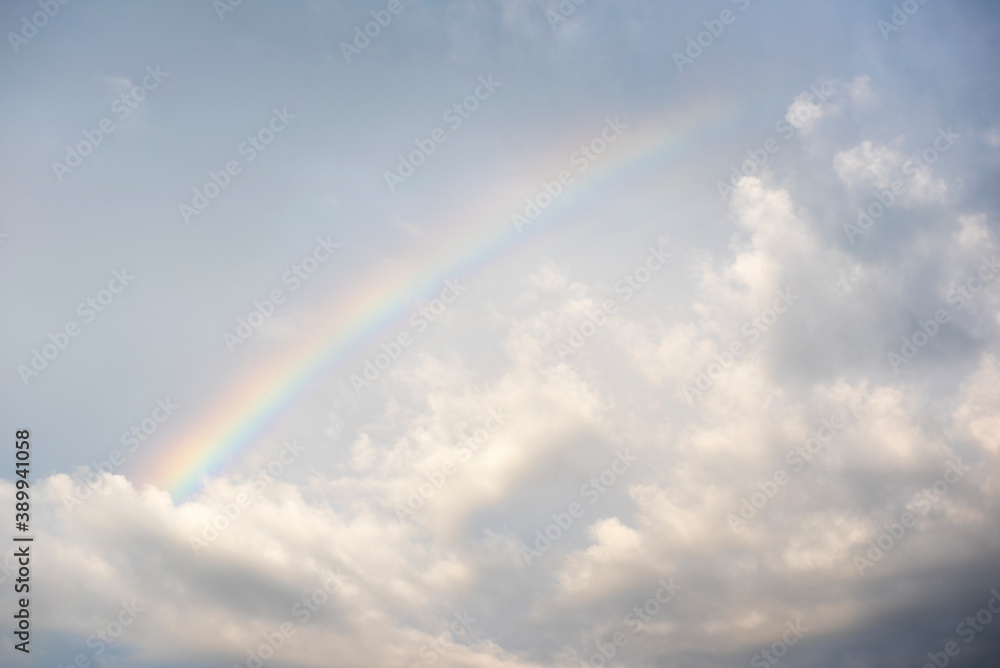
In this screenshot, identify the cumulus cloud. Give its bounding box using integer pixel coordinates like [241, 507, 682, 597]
[4, 4, 1000, 668]
[834, 139, 949, 203]
[6, 158, 999, 667]
[784, 75, 872, 135]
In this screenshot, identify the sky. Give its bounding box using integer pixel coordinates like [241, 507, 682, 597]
[1, 0, 1000, 666]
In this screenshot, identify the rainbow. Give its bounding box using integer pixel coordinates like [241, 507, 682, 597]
[146, 102, 735, 499]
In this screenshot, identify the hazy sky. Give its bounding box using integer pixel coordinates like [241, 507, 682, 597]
[2, 1, 1000, 667]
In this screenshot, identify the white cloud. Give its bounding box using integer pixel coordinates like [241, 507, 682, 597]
[833, 139, 949, 204]
[8, 158, 999, 664]
[833, 140, 904, 190]
[785, 75, 873, 134]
